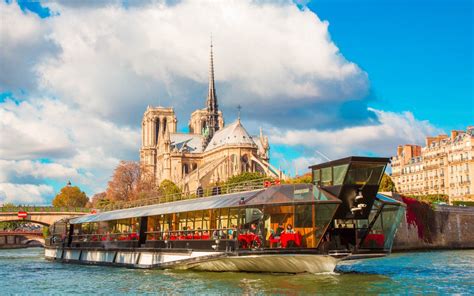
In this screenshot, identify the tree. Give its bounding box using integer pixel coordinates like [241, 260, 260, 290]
[379, 174, 396, 192]
[52, 184, 88, 208]
[286, 172, 312, 184]
[106, 161, 140, 202]
[159, 179, 181, 197]
[224, 172, 266, 185]
[90, 192, 111, 208]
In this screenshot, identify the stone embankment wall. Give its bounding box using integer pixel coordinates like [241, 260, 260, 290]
[392, 194, 474, 251]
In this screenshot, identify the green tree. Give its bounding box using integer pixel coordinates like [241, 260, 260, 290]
[159, 180, 181, 201]
[159, 180, 181, 196]
[224, 172, 266, 185]
[379, 174, 396, 192]
[52, 184, 88, 208]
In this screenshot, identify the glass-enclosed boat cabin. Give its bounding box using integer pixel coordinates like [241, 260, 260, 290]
[49, 156, 404, 258]
[310, 156, 405, 254]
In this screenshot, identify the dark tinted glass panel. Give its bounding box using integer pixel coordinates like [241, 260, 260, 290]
[321, 167, 332, 186]
[333, 164, 349, 185]
[313, 169, 320, 183]
[314, 204, 338, 244]
[344, 163, 385, 185]
[294, 204, 312, 227]
[381, 205, 405, 250]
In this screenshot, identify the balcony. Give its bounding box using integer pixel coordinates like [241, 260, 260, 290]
[424, 164, 439, 170]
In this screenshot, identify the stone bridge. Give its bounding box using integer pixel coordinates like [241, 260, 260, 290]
[0, 207, 88, 226]
[0, 231, 45, 247]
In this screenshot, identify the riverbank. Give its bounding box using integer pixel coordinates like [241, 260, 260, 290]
[391, 193, 474, 251]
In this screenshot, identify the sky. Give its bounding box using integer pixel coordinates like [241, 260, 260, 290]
[0, 0, 472, 205]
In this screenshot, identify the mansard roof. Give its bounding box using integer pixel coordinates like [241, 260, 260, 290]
[204, 119, 257, 152]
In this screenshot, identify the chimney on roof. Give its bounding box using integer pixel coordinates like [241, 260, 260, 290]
[397, 145, 403, 156]
[426, 137, 435, 147]
[451, 130, 464, 140]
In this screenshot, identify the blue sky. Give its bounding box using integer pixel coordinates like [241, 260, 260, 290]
[0, 0, 472, 204]
[308, 0, 473, 131]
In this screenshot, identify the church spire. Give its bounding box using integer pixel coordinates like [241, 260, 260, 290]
[205, 38, 220, 143]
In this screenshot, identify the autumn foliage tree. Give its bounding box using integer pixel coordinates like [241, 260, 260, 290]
[90, 192, 110, 208]
[106, 161, 141, 202]
[52, 183, 89, 208]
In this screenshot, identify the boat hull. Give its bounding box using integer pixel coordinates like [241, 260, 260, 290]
[45, 247, 338, 273]
[182, 254, 338, 273]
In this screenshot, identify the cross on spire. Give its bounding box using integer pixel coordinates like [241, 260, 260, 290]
[237, 105, 242, 120]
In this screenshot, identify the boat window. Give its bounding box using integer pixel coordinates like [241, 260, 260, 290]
[321, 167, 332, 186]
[313, 169, 320, 184]
[147, 216, 160, 232]
[344, 163, 385, 186]
[294, 204, 312, 228]
[219, 208, 230, 229]
[178, 213, 187, 231]
[211, 209, 220, 230]
[333, 164, 349, 185]
[229, 208, 239, 230]
[203, 210, 210, 231]
[191, 210, 204, 231]
[380, 205, 405, 250]
[186, 211, 196, 230]
[314, 203, 338, 246]
[162, 214, 171, 233]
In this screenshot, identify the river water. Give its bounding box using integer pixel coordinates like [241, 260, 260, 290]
[0, 248, 472, 295]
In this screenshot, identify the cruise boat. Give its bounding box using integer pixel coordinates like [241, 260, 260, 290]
[45, 156, 405, 273]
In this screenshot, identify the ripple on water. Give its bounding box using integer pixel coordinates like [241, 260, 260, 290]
[0, 248, 473, 295]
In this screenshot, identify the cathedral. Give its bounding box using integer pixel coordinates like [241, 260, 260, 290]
[139, 43, 284, 193]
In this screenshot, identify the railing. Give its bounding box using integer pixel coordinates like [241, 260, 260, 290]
[71, 232, 140, 242]
[101, 177, 274, 212]
[0, 206, 89, 213]
[0, 230, 43, 235]
[145, 228, 238, 241]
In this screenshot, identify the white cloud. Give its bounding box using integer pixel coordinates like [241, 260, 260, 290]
[0, 159, 79, 183]
[0, 2, 56, 91]
[0, 183, 54, 205]
[0, 97, 139, 203]
[270, 108, 442, 159]
[1, 1, 369, 126]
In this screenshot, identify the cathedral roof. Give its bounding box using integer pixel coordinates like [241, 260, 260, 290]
[170, 133, 204, 153]
[204, 119, 256, 152]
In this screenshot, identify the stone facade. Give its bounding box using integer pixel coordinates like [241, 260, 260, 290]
[391, 127, 474, 203]
[139, 44, 284, 193]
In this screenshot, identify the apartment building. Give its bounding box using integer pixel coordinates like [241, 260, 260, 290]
[391, 126, 474, 203]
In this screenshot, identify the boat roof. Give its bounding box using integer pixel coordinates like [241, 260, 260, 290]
[309, 156, 390, 170]
[70, 184, 340, 224]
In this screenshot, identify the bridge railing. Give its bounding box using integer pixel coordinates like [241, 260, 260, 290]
[100, 177, 275, 212]
[0, 206, 89, 213]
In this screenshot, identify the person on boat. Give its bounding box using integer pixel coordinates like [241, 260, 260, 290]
[228, 225, 236, 239]
[221, 227, 228, 239]
[250, 223, 258, 234]
[284, 224, 295, 234]
[274, 223, 284, 239]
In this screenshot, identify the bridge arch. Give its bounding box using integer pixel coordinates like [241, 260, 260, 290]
[0, 219, 51, 227]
